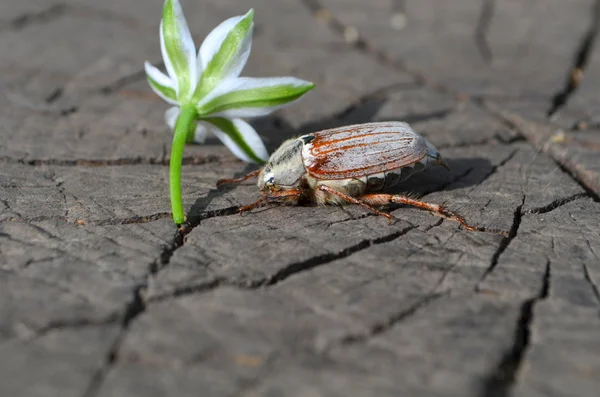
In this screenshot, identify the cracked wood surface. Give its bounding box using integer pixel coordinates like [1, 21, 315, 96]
[1, 1, 600, 396]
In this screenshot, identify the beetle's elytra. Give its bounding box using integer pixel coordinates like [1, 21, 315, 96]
[218, 122, 477, 230]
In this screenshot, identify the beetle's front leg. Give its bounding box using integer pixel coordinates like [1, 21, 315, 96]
[217, 169, 262, 188]
[239, 189, 303, 215]
[316, 185, 395, 222]
[358, 193, 479, 231]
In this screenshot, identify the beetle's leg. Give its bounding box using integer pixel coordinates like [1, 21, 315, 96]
[316, 185, 395, 221]
[239, 196, 268, 215]
[217, 169, 261, 188]
[239, 189, 303, 215]
[359, 194, 479, 231]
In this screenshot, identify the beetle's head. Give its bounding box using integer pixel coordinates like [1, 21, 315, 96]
[425, 140, 451, 171]
[257, 138, 306, 194]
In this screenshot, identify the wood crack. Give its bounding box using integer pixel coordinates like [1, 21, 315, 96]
[260, 224, 418, 287]
[84, 220, 418, 392]
[474, 0, 495, 62]
[480, 260, 551, 397]
[27, 313, 121, 342]
[0, 155, 221, 167]
[582, 240, 600, 310]
[329, 263, 457, 347]
[335, 292, 446, 346]
[470, 148, 519, 193]
[524, 192, 589, 215]
[547, 0, 600, 118]
[81, 285, 146, 397]
[147, 278, 225, 304]
[148, 206, 240, 275]
[94, 212, 173, 226]
[79, 201, 241, 396]
[477, 195, 525, 286]
[481, 104, 600, 200]
[423, 217, 445, 232]
[582, 262, 600, 310]
[2, 212, 172, 226]
[149, 224, 420, 302]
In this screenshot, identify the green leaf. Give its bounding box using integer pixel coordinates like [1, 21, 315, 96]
[197, 82, 314, 116]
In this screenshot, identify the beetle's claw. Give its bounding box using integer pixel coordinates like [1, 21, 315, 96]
[377, 211, 396, 224]
[438, 208, 481, 232]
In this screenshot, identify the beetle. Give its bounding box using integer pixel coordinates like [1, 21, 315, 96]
[217, 121, 477, 230]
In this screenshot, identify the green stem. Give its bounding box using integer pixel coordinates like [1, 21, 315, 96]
[185, 125, 196, 143]
[170, 105, 198, 225]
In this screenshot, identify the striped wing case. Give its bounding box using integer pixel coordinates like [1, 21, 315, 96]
[301, 122, 428, 180]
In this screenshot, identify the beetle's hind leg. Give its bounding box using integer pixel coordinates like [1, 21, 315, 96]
[358, 193, 479, 231]
[217, 169, 261, 188]
[316, 185, 395, 222]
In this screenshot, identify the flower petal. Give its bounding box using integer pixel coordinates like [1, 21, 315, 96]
[193, 9, 254, 101]
[160, 0, 197, 100]
[192, 123, 209, 143]
[202, 117, 268, 163]
[145, 62, 178, 105]
[164, 106, 181, 130]
[196, 77, 314, 118]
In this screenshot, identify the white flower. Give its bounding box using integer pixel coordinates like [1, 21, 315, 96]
[144, 0, 315, 163]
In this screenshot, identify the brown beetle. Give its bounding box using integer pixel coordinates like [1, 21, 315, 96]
[218, 121, 476, 230]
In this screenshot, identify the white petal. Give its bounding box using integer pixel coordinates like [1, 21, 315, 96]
[224, 24, 252, 79]
[145, 61, 178, 105]
[145, 61, 173, 88]
[197, 76, 314, 118]
[160, 21, 177, 92]
[164, 106, 181, 131]
[197, 10, 253, 81]
[160, 0, 198, 98]
[193, 123, 208, 143]
[203, 118, 268, 163]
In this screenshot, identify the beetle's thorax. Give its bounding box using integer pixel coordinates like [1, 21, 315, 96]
[258, 138, 307, 192]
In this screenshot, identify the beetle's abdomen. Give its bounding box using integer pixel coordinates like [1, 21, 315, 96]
[367, 162, 426, 192]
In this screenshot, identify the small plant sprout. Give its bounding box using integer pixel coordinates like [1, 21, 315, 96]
[145, 0, 315, 225]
